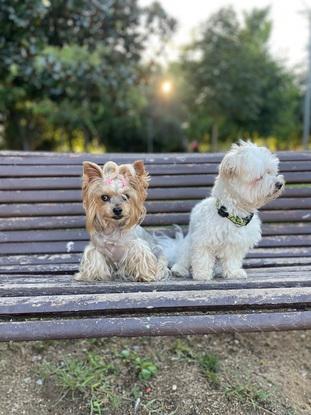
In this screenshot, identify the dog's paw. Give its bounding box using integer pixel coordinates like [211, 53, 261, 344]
[192, 272, 213, 281]
[74, 272, 83, 281]
[223, 269, 247, 279]
[171, 263, 189, 278]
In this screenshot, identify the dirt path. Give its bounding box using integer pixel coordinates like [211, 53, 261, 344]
[0, 331, 310, 415]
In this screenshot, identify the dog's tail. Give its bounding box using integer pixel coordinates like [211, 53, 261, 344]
[155, 225, 185, 267]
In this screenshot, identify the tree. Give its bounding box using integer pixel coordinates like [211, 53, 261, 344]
[0, 0, 176, 151]
[181, 7, 301, 150]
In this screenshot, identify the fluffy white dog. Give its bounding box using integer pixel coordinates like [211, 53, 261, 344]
[170, 140, 285, 280]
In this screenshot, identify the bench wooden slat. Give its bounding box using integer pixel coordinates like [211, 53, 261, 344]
[1, 273, 311, 298]
[0, 253, 81, 266]
[1, 187, 310, 205]
[2, 198, 311, 215]
[1, 271, 310, 284]
[1, 160, 311, 176]
[1, 223, 311, 245]
[1, 247, 311, 268]
[1, 210, 310, 233]
[1, 150, 310, 164]
[0, 172, 310, 190]
[1, 235, 311, 256]
[1, 257, 311, 274]
[0, 287, 310, 317]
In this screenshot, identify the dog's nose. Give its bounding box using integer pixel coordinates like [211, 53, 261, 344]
[275, 181, 283, 190]
[113, 207, 123, 216]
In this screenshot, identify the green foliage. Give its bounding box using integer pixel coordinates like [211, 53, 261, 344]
[120, 348, 158, 381]
[41, 352, 120, 413]
[171, 339, 195, 360]
[0, 2, 304, 151]
[40, 347, 160, 415]
[198, 353, 220, 386]
[0, 0, 177, 151]
[171, 340, 220, 386]
[180, 7, 302, 150]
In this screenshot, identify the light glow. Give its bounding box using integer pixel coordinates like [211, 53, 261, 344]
[161, 80, 173, 95]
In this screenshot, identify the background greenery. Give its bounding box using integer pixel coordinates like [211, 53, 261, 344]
[0, 0, 305, 152]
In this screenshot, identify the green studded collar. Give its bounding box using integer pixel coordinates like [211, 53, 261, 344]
[216, 199, 254, 227]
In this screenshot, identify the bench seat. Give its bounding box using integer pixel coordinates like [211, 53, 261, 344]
[0, 151, 311, 341]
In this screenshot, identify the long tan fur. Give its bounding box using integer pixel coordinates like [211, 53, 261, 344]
[75, 159, 170, 282]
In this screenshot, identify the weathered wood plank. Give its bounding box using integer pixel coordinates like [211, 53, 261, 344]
[1, 210, 311, 233]
[0, 287, 310, 316]
[1, 255, 311, 273]
[0, 271, 310, 297]
[1, 234, 311, 256]
[0, 174, 213, 187]
[1, 199, 310, 224]
[1, 150, 311, 164]
[0, 160, 310, 178]
[0, 253, 81, 266]
[0, 172, 309, 192]
[2, 223, 311, 244]
[1, 247, 310, 269]
[1, 187, 310, 205]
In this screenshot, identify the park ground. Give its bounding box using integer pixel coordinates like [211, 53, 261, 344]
[0, 331, 310, 415]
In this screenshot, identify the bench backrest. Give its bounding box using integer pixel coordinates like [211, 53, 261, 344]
[0, 151, 311, 261]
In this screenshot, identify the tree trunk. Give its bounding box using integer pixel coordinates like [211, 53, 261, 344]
[211, 123, 218, 152]
[147, 117, 154, 153]
[67, 132, 73, 152]
[83, 128, 91, 153]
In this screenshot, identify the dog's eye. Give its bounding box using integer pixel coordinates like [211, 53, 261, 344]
[253, 176, 263, 184]
[122, 194, 130, 201]
[101, 195, 110, 202]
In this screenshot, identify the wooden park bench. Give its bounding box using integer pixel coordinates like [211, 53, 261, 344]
[0, 150, 311, 342]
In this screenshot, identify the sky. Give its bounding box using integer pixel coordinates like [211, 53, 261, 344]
[141, 0, 311, 70]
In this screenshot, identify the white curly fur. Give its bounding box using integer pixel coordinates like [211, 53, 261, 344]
[171, 140, 285, 280]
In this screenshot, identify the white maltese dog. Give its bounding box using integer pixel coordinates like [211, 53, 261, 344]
[170, 140, 285, 280]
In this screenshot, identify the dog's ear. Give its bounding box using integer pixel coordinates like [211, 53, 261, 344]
[119, 163, 135, 178]
[103, 161, 118, 176]
[83, 161, 103, 183]
[133, 160, 150, 189]
[133, 160, 145, 176]
[219, 154, 239, 178]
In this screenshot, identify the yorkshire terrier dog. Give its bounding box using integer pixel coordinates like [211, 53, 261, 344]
[167, 140, 285, 280]
[75, 160, 170, 282]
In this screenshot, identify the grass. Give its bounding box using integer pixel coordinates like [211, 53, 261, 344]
[40, 352, 120, 414]
[171, 339, 220, 386]
[225, 382, 272, 411]
[171, 339, 195, 361]
[198, 353, 220, 386]
[120, 348, 158, 381]
[40, 347, 161, 415]
[35, 337, 298, 415]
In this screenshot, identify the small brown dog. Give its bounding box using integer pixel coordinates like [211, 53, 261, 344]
[75, 160, 170, 282]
